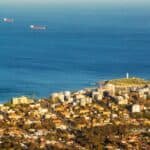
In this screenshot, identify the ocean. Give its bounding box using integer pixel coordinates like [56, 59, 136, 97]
[0, 4, 150, 102]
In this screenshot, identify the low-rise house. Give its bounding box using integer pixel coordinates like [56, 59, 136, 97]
[132, 104, 141, 113]
[44, 113, 52, 119]
[64, 91, 71, 100]
[67, 97, 74, 103]
[8, 113, 22, 120]
[75, 94, 85, 100]
[51, 92, 65, 103]
[34, 129, 48, 136]
[99, 83, 116, 96]
[11, 96, 34, 105]
[28, 110, 41, 118]
[79, 109, 90, 114]
[76, 123, 86, 129]
[103, 118, 111, 124]
[56, 124, 67, 130]
[7, 109, 15, 114]
[55, 105, 65, 112]
[137, 87, 150, 99]
[93, 104, 104, 111]
[0, 115, 4, 120]
[143, 119, 150, 125]
[92, 91, 103, 100]
[92, 118, 101, 126]
[0, 104, 4, 107]
[25, 119, 41, 125]
[61, 111, 71, 118]
[30, 103, 40, 109]
[80, 98, 87, 106]
[38, 108, 48, 115]
[86, 97, 92, 104]
[50, 114, 57, 119]
[51, 93, 59, 100]
[111, 104, 118, 111]
[102, 111, 111, 117]
[117, 96, 128, 105]
[123, 113, 130, 119]
[111, 113, 118, 119]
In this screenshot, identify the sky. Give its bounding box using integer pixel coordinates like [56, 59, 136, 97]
[1, 0, 150, 15]
[1, 0, 150, 5]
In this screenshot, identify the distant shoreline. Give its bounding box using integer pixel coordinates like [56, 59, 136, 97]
[3, 77, 150, 105]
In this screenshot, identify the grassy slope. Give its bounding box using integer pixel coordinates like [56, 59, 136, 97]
[108, 77, 150, 86]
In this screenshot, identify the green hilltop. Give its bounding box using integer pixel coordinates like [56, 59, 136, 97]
[107, 77, 150, 86]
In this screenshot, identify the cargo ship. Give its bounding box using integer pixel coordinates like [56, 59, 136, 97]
[3, 18, 14, 23]
[30, 25, 46, 30]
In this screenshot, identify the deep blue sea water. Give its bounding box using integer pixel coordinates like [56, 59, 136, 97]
[0, 5, 150, 102]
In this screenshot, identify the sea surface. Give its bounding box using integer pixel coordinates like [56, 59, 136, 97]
[0, 5, 150, 102]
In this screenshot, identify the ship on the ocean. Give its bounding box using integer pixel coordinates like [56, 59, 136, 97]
[3, 18, 14, 23]
[30, 25, 46, 30]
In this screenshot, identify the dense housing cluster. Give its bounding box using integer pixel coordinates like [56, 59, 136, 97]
[0, 78, 149, 149]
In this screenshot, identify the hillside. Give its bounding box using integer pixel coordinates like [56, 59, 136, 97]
[107, 77, 150, 87]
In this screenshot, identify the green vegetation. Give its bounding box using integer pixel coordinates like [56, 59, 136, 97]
[4, 101, 12, 107]
[108, 77, 150, 86]
[132, 112, 150, 119]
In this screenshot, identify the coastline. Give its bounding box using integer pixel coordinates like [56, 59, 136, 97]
[0, 76, 149, 149]
[0, 77, 150, 104]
